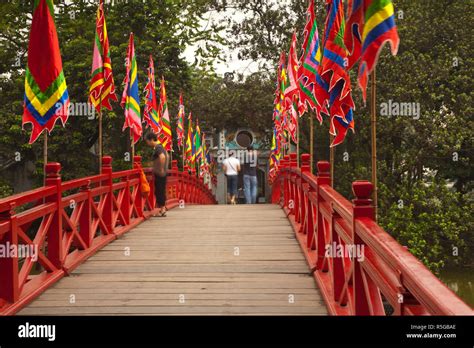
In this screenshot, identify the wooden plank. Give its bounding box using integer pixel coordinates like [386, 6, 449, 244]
[19, 204, 328, 316]
[34, 288, 321, 294]
[27, 299, 326, 308]
[33, 293, 323, 301]
[19, 306, 325, 315]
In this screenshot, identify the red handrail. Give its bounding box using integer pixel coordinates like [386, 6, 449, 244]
[0, 156, 216, 315]
[271, 153, 473, 316]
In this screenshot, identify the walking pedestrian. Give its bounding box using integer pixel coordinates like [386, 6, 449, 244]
[243, 146, 258, 204]
[222, 151, 240, 204]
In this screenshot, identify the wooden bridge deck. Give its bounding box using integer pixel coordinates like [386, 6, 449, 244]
[18, 205, 327, 315]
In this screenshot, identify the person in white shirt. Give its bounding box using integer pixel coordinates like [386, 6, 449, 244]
[222, 152, 241, 204]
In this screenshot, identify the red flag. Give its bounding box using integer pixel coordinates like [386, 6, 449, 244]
[176, 93, 185, 148]
[23, 0, 70, 144]
[89, 0, 117, 113]
[143, 55, 160, 133]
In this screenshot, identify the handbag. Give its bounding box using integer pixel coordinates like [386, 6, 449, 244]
[139, 168, 151, 197]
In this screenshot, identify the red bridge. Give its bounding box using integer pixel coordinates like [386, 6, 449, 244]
[0, 155, 472, 315]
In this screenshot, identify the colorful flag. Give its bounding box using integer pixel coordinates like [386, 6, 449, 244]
[283, 32, 301, 112]
[143, 55, 160, 133]
[268, 127, 281, 183]
[194, 119, 203, 163]
[176, 93, 185, 149]
[185, 112, 194, 167]
[319, 0, 355, 146]
[319, 0, 353, 105]
[199, 134, 209, 178]
[89, 0, 117, 113]
[298, 0, 321, 117]
[284, 33, 302, 143]
[121, 33, 142, 144]
[287, 102, 298, 144]
[344, 0, 364, 70]
[328, 82, 354, 147]
[358, 0, 399, 101]
[159, 77, 172, 151]
[273, 52, 285, 142]
[277, 52, 291, 148]
[23, 0, 70, 144]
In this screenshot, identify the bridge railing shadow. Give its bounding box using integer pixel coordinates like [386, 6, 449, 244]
[0, 157, 216, 315]
[271, 153, 473, 316]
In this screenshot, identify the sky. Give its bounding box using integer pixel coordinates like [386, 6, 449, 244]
[182, 6, 263, 77]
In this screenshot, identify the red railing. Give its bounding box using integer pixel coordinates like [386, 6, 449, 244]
[272, 153, 473, 316]
[0, 156, 216, 315]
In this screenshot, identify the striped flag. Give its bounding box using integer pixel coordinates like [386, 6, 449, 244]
[316, 0, 356, 147]
[23, 0, 70, 144]
[185, 112, 194, 167]
[176, 93, 185, 149]
[283, 32, 301, 113]
[358, 0, 399, 101]
[121, 33, 142, 144]
[328, 82, 354, 147]
[268, 127, 281, 183]
[273, 52, 285, 144]
[159, 77, 172, 151]
[344, 0, 364, 70]
[298, 0, 322, 120]
[89, 0, 117, 113]
[194, 119, 203, 163]
[143, 55, 160, 133]
[284, 33, 301, 143]
[319, 0, 353, 106]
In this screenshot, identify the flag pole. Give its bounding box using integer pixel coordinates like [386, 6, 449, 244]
[310, 113, 314, 173]
[43, 132, 48, 185]
[98, 96, 103, 172]
[296, 115, 300, 167]
[370, 68, 378, 221]
[131, 129, 135, 167]
[330, 135, 334, 187]
[182, 144, 185, 170]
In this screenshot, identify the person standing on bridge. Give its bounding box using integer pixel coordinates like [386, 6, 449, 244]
[145, 132, 169, 217]
[222, 150, 240, 205]
[243, 145, 258, 204]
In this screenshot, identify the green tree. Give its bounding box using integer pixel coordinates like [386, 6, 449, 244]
[0, 0, 226, 187]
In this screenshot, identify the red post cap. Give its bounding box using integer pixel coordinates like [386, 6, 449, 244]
[317, 161, 330, 175]
[45, 162, 61, 177]
[102, 156, 112, 167]
[352, 180, 373, 206]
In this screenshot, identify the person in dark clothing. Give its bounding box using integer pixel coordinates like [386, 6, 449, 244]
[145, 132, 169, 217]
[243, 146, 258, 204]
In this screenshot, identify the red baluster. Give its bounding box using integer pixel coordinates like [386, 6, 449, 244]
[183, 165, 190, 204]
[281, 155, 290, 208]
[133, 156, 144, 218]
[101, 156, 113, 234]
[289, 153, 297, 215]
[79, 180, 92, 248]
[0, 202, 19, 303]
[45, 163, 63, 268]
[315, 161, 330, 269]
[352, 181, 374, 315]
[298, 154, 310, 233]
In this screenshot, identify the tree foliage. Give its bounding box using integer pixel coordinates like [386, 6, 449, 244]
[0, 0, 225, 186]
[0, 0, 472, 272]
[218, 0, 474, 270]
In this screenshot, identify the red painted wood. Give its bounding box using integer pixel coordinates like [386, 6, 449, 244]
[271, 153, 474, 316]
[0, 156, 216, 315]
